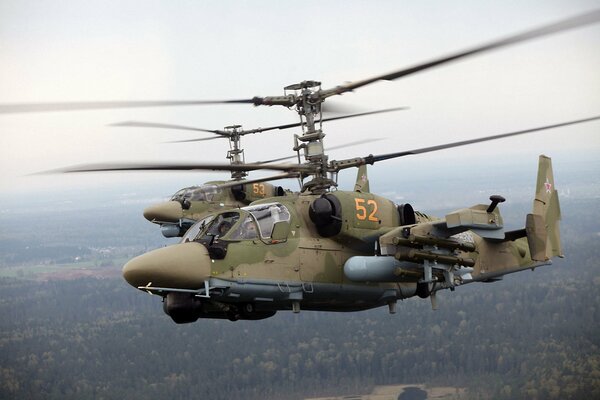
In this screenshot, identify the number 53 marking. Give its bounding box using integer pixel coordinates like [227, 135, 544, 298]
[355, 198, 378, 222]
[253, 183, 266, 196]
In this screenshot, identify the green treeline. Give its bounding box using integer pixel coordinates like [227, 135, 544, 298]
[1, 244, 599, 399]
[0, 199, 598, 399]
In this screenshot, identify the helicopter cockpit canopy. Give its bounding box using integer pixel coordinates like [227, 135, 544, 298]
[181, 214, 215, 243]
[170, 184, 221, 203]
[181, 202, 291, 243]
[243, 203, 290, 239]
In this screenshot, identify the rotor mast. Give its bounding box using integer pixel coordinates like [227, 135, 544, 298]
[277, 81, 336, 194]
[224, 125, 247, 180]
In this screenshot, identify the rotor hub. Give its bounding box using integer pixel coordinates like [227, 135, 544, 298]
[224, 125, 247, 180]
[284, 80, 321, 91]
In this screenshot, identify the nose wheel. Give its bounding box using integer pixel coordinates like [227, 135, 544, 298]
[227, 302, 257, 321]
[416, 281, 434, 299]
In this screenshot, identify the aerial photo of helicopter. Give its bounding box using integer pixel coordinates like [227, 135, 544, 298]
[3, 10, 599, 323]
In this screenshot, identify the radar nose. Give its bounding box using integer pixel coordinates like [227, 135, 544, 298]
[122, 242, 211, 289]
[143, 201, 183, 223]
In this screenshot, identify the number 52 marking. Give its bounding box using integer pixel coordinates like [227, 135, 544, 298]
[355, 198, 378, 222]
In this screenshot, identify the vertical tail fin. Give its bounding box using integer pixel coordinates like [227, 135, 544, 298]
[354, 165, 370, 193]
[529, 155, 563, 260]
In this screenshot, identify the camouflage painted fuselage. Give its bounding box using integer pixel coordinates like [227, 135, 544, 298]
[207, 191, 426, 313]
[123, 156, 561, 323]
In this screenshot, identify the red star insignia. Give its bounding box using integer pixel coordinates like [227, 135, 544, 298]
[544, 178, 552, 193]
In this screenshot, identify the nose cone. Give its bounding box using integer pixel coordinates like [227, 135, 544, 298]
[122, 242, 211, 289]
[143, 201, 183, 223]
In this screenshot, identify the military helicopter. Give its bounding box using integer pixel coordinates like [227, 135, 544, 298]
[111, 108, 404, 237]
[8, 10, 600, 322]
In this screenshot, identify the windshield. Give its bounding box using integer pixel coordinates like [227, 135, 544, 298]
[170, 185, 221, 202]
[181, 215, 215, 243]
[245, 203, 290, 239]
[198, 212, 241, 240]
[170, 188, 190, 202]
[229, 215, 259, 240]
[179, 203, 290, 243]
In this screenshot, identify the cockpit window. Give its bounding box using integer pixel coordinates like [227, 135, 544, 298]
[181, 215, 214, 243]
[229, 215, 259, 240]
[245, 203, 290, 239]
[170, 185, 221, 202]
[200, 212, 240, 240]
[170, 188, 190, 202]
[192, 185, 220, 201]
[179, 203, 289, 243]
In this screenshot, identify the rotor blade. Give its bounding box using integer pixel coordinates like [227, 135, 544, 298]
[4, 11, 598, 115]
[320, 107, 408, 124]
[39, 161, 314, 174]
[0, 99, 255, 114]
[253, 154, 298, 164]
[167, 107, 408, 143]
[110, 121, 224, 135]
[354, 115, 600, 166]
[320, 102, 362, 115]
[326, 137, 386, 152]
[251, 106, 409, 133]
[215, 172, 301, 190]
[165, 136, 228, 143]
[257, 137, 386, 164]
[320, 9, 600, 98]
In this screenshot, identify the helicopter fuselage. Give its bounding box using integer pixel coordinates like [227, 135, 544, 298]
[123, 190, 435, 322]
[123, 154, 560, 324]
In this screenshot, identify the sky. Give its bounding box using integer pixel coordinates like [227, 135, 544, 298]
[0, 0, 599, 199]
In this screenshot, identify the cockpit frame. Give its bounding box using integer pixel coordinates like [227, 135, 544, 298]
[181, 202, 291, 244]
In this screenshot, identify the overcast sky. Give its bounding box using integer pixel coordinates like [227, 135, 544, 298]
[1, 0, 599, 197]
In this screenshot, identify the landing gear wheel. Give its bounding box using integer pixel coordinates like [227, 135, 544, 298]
[227, 312, 241, 322]
[416, 282, 433, 299]
[240, 302, 256, 318]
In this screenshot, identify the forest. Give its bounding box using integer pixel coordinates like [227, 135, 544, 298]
[0, 191, 598, 399]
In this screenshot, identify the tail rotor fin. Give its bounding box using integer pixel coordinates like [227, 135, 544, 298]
[529, 155, 563, 260]
[354, 165, 370, 193]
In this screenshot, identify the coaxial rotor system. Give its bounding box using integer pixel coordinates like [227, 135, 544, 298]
[3, 9, 598, 117]
[109, 107, 406, 182]
[45, 115, 600, 178]
[7, 9, 600, 193]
